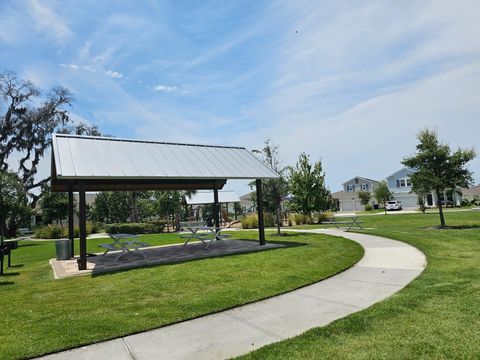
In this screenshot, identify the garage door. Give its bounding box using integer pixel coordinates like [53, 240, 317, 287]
[340, 199, 363, 211]
[393, 193, 418, 208]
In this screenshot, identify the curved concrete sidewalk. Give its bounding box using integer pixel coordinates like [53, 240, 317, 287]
[38, 229, 426, 360]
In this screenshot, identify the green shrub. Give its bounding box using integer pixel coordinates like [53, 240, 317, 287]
[293, 213, 305, 225]
[264, 213, 275, 227]
[364, 204, 373, 211]
[87, 222, 100, 234]
[241, 214, 258, 229]
[104, 222, 165, 234]
[34, 224, 65, 239]
[316, 211, 334, 223]
[72, 222, 101, 237]
[241, 213, 275, 229]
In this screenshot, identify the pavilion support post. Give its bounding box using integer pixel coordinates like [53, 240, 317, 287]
[213, 181, 220, 236]
[256, 179, 266, 246]
[68, 185, 74, 258]
[78, 182, 87, 270]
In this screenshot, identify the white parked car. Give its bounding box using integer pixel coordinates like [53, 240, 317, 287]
[386, 200, 403, 211]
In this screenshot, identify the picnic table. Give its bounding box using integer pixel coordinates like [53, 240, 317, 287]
[99, 234, 150, 260]
[322, 216, 363, 231]
[0, 237, 25, 274]
[180, 222, 230, 249]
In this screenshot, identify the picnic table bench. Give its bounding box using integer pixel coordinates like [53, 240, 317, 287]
[322, 216, 363, 231]
[99, 234, 150, 260]
[0, 237, 25, 274]
[180, 221, 230, 249]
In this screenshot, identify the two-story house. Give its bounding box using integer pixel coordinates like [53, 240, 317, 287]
[387, 167, 462, 207]
[386, 168, 422, 208]
[332, 177, 379, 211]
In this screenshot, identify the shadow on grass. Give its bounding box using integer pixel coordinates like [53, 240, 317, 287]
[8, 264, 24, 268]
[267, 232, 306, 238]
[0, 281, 15, 286]
[0, 271, 20, 276]
[19, 242, 44, 248]
[90, 239, 307, 278]
[446, 224, 480, 230]
[421, 224, 480, 230]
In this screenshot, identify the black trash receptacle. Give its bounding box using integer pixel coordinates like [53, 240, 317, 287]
[373, 204, 379, 210]
[55, 239, 72, 260]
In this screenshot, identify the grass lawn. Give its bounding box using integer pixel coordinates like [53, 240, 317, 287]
[0, 231, 362, 359]
[238, 210, 480, 359]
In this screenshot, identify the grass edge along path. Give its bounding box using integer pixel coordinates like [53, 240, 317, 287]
[236, 211, 480, 360]
[0, 231, 362, 360]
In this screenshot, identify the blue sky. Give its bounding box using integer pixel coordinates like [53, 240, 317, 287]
[1, 0, 479, 194]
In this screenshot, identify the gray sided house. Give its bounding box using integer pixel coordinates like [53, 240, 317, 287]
[386, 167, 462, 207]
[386, 168, 421, 208]
[332, 177, 379, 211]
[461, 184, 480, 202]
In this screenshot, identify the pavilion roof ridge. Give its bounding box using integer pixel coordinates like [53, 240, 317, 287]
[53, 133, 246, 150]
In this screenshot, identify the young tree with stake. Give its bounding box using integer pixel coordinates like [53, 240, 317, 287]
[373, 181, 393, 215]
[402, 129, 475, 228]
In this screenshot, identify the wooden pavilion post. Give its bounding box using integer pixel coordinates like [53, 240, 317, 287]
[68, 184, 74, 258]
[78, 182, 87, 270]
[213, 181, 220, 235]
[256, 179, 266, 245]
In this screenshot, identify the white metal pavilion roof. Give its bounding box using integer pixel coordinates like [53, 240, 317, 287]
[52, 134, 279, 180]
[185, 190, 240, 205]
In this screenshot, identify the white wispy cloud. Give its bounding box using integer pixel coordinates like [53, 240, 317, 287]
[153, 84, 178, 93]
[105, 70, 123, 78]
[28, 0, 73, 43]
[60, 64, 124, 78]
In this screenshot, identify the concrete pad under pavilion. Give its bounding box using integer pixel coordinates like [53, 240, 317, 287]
[50, 239, 284, 279]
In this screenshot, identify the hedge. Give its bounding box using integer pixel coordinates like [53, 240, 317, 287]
[34, 222, 100, 239]
[104, 221, 166, 234]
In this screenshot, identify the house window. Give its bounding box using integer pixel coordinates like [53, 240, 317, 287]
[347, 185, 354, 192]
[397, 178, 412, 187]
[361, 184, 368, 191]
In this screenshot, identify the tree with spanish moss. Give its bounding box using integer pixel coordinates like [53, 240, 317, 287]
[0, 71, 100, 193]
[0, 170, 30, 239]
[0, 70, 100, 235]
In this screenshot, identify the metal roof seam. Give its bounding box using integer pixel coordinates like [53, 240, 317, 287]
[164, 144, 196, 177]
[142, 142, 168, 177]
[216, 147, 247, 177]
[65, 137, 77, 177]
[176, 145, 208, 178]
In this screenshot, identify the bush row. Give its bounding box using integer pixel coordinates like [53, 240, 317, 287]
[461, 199, 480, 207]
[241, 213, 275, 229]
[34, 222, 100, 239]
[288, 211, 334, 225]
[104, 221, 167, 234]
